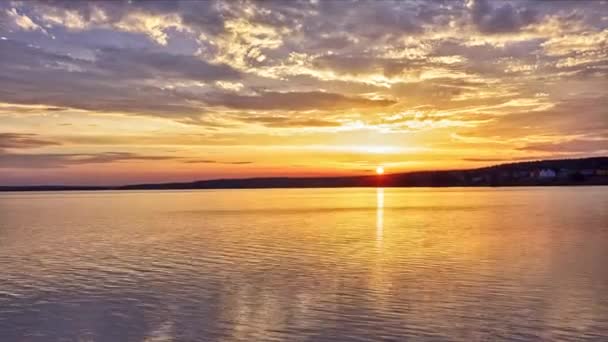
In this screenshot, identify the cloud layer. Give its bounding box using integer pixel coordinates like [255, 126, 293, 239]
[0, 0, 606, 184]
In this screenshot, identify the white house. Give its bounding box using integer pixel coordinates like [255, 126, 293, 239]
[539, 169, 556, 178]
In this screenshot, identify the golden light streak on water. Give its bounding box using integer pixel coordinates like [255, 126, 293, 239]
[376, 187, 384, 248]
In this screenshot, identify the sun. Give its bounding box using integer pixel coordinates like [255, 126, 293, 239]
[376, 166, 384, 175]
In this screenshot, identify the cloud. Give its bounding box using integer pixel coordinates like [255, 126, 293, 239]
[234, 115, 343, 128]
[0, 152, 174, 169]
[518, 139, 608, 153]
[0, 39, 241, 118]
[5, 7, 47, 33]
[312, 55, 421, 78]
[472, 95, 608, 139]
[182, 160, 252, 165]
[23, 1, 190, 45]
[0, 133, 60, 150]
[469, 0, 538, 34]
[204, 91, 396, 111]
[0, 103, 68, 116]
[94, 47, 241, 82]
[461, 156, 547, 163]
[0, 39, 240, 83]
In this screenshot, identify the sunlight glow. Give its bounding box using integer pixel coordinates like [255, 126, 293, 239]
[1, 0, 604, 185]
[376, 187, 384, 248]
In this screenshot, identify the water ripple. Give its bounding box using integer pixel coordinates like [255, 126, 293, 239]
[1, 187, 607, 341]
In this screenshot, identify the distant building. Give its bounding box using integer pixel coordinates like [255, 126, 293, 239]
[453, 172, 466, 182]
[596, 169, 608, 176]
[557, 169, 571, 178]
[538, 169, 556, 178]
[530, 169, 540, 178]
[472, 176, 484, 183]
[581, 169, 595, 176]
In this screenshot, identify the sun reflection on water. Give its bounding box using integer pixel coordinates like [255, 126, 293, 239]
[376, 187, 384, 248]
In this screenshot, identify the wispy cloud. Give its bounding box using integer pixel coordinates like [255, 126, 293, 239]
[182, 160, 253, 165]
[0, 133, 60, 150]
[0, 152, 174, 169]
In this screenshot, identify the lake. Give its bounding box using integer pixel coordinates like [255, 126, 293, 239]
[1, 187, 607, 341]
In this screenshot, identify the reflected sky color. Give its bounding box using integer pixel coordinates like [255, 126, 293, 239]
[0, 1, 607, 185]
[1, 187, 607, 341]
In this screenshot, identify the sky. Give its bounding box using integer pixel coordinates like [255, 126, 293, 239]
[0, 0, 607, 185]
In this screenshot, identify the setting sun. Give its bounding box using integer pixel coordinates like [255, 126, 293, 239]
[376, 166, 384, 175]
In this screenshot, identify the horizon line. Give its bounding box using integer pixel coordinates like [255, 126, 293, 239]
[2, 156, 606, 189]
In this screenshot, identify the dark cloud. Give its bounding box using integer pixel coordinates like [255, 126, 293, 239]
[0, 133, 60, 150]
[182, 160, 253, 165]
[235, 115, 342, 128]
[4, 0, 261, 41]
[345, 0, 425, 37]
[0, 39, 240, 118]
[470, 0, 538, 34]
[518, 139, 608, 153]
[430, 38, 544, 77]
[94, 47, 241, 82]
[13, 0, 437, 40]
[389, 78, 476, 101]
[0, 105, 67, 114]
[0, 38, 396, 119]
[204, 91, 395, 111]
[0, 39, 240, 83]
[312, 55, 425, 78]
[264, 118, 342, 128]
[462, 156, 548, 162]
[0, 151, 174, 169]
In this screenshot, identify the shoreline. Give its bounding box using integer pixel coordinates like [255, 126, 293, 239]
[3, 156, 607, 192]
[2, 182, 607, 192]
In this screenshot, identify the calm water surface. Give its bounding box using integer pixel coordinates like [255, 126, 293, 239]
[1, 187, 607, 341]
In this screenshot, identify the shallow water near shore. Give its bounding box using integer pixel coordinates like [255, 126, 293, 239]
[1, 187, 607, 341]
